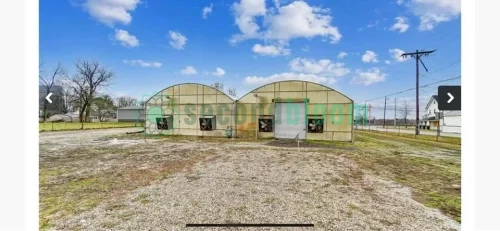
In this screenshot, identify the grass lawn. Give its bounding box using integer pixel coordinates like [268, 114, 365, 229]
[307, 131, 461, 222]
[39, 122, 143, 132]
[345, 148, 461, 222]
[358, 129, 461, 146]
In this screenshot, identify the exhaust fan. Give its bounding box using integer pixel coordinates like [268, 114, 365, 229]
[156, 116, 173, 130]
[258, 118, 273, 132]
[308, 118, 324, 133]
[199, 115, 216, 131]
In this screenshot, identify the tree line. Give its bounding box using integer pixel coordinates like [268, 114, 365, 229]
[39, 60, 141, 123]
[39, 61, 239, 126]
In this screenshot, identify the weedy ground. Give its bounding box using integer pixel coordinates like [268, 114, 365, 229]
[39, 128, 460, 231]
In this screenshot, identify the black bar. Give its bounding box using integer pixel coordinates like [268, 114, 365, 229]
[186, 224, 314, 227]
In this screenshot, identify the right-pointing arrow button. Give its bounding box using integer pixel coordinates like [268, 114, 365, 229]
[447, 92, 454, 103]
[438, 86, 460, 111]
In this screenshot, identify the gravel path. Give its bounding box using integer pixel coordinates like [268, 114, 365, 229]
[40, 129, 460, 231]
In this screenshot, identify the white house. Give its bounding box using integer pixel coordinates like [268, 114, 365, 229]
[421, 95, 440, 129]
[420, 95, 461, 134]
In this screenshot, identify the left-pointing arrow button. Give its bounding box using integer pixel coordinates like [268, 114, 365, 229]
[46, 92, 53, 104]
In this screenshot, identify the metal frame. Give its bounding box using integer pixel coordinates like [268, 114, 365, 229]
[238, 80, 353, 103]
[145, 81, 354, 141]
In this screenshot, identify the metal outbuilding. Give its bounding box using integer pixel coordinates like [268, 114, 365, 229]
[117, 106, 145, 123]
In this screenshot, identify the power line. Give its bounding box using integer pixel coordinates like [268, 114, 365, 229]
[436, 29, 457, 42]
[435, 34, 461, 50]
[421, 28, 460, 51]
[383, 58, 461, 84]
[428, 60, 461, 74]
[421, 60, 461, 80]
[356, 75, 461, 103]
[364, 85, 444, 106]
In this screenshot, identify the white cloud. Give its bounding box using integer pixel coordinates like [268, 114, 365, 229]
[243, 57, 349, 86]
[358, 20, 381, 31]
[409, 0, 461, 31]
[212, 68, 226, 77]
[83, 0, 141, 27]
[123, 59, 162, 68]
[301, 46, 309, 52]
[263, 1, 342, 44]
[168, 31, 187, 50]
[252, 44, 290, 56]
[181, 66, 197, 75]
[351, 68, 387, 85]
[231, 0, 341, 45]
[396, 0, 404, 5]
[389, 48, 410, 62]
[385, 60, 392, 64]
[202, 3, 213, 19]
[231, 0, 267, 40]
[114, 29, 139, 47]
[361, 50, 378, 63]
[244, 72, 335, 86]
[390, 16, 410, 33]
[337, 52, 348, 59]
[289, 58, 350, 77]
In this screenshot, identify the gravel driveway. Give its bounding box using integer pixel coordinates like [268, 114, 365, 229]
[40, 128, 460, 231]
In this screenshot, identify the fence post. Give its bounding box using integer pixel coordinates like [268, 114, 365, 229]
[436, 113, 441, 142]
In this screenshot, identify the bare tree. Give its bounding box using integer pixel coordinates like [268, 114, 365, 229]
[212, 82, 238, 97]
[227, 87, 237, 97]
[67, 73, 88, 127]
[117, 96, 138, 108]
[69, 60, 114, 127]
[56, 79, 77, 114]
[39, 62, 64, 121]
[398, 100, 411, 128]
[211, 82, 224, 92]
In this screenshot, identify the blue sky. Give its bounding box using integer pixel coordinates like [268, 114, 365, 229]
[40, 0, 461, 118]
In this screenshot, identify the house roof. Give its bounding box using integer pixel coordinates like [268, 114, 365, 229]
[425, 95, 438, 110]
[422, 116, 438, 121]
[118, 106, 144, 110]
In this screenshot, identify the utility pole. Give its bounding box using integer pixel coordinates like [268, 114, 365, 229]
[383, 96, 387, 128]
[401, 49, 436, 136]
[394, 98, 397, 128]
[368, 104, 372, 130]
[363, 102, 367, 128]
